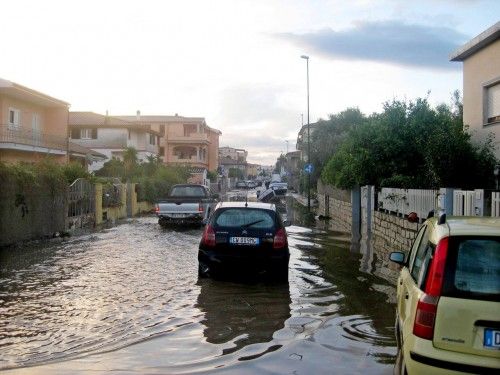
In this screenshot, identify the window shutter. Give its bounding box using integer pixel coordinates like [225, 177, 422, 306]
[71, 129, 80, 139]
[487, 83, 500, 122]
[91, 129, 98, 139]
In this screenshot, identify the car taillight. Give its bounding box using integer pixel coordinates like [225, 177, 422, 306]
[199, 204, 204, 212]
[413, 237, 449, 340]
[413, 293, 439, 339]
[273, 228, 287, 249]
[201, 225, 216, 247]
[155, 205, 159, 214]
[425, 237, 449, 296]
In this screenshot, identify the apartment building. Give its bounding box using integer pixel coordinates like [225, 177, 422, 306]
[118, 113, 221, 172]
[451, 22, 500, 159]
[0, 78, 69, 163]
[219, 146, 248, 162]
[69, 112, 161, 171]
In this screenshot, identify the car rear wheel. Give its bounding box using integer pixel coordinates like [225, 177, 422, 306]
[198, 262, 209, 278]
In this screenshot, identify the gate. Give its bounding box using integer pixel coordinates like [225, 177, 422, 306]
[68, 178, 95, 229]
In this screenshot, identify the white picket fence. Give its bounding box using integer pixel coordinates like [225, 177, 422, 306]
[453, 190, 476, 216]
[491, 192, 500, 217]
[378, 188, 500, 218]
[378, 188, 439, 220]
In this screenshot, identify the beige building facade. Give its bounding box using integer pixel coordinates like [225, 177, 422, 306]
[119, 114, 221, 172]
[451, 22, 500, 159]
[0, 78, 69, 164]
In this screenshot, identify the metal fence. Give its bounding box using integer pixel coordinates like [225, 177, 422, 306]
[68, 178, 95, 228]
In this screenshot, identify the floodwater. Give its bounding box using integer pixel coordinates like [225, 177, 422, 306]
[0, 198, 397, 374]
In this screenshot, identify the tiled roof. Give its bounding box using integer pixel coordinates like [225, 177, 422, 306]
[117, 115, 206, 123]
[189, 167, 206, 173]
[68, 142, 107, 159]
[69, 112, 162, 136]
[70, 112, 132, 126]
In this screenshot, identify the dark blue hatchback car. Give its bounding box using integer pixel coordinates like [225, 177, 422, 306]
[198, 202, 290, 279]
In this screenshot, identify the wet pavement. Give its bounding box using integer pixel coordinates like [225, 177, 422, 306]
[0, 197, 397, 374]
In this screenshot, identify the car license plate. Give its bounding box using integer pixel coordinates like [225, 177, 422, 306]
[170, 213, 186, 218]
[230, 237, 259, 245]
[484, 329, 500, 349]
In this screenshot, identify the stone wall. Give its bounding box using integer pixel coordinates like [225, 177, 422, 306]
[371, 211, 421, 281]
[0, 177, 68, 247]
[317, 181, 352, 233]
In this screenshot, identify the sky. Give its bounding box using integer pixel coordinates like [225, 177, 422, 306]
[1, 0, 499, 165]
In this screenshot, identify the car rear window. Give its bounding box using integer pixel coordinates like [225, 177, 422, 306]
[170, 186, 206, 197]
[443, 237, 500, 301]
[214, 208, 276, 229]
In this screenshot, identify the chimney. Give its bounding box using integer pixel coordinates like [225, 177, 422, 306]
[136, 110, 141, 121]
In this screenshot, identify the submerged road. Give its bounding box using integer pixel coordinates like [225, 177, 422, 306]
[0, 199, 397, 374]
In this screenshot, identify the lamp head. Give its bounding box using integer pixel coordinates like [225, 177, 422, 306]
[300, 55, 309, 60]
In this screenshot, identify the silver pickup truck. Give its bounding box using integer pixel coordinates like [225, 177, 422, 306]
[155, 184, 218, 227]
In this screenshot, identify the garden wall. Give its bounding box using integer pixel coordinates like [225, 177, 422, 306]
[0, 177, 68, 247]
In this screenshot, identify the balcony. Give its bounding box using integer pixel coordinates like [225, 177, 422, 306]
[169, 155, 208, 168]
[167, 133, 210, 144]
[0, 125, 67, 153]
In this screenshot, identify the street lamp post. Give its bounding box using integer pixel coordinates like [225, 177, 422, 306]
[301, 55, 311, 212]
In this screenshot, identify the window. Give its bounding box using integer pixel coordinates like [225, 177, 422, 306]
[486, 83, 500, 124]
[170, 186, 206, 197]
[183, 124, 196, 136]
[443, 237, 500, 301]
[159, 147, 165, 156]
[149, 134, 156, 145]
[408, 225, 426, 269]
[409, 226, 430, 284]
[8, 108, 20, 128]
[80, 128, 97, 139]
[214, 208, 275, 229]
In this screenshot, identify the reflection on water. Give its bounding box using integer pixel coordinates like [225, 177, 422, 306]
[196, 280, 290, 355]
[0, 199, 397, 374]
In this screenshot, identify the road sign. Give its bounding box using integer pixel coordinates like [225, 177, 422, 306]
[304, 163, 313, 174]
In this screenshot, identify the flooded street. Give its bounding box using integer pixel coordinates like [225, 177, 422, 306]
[0, 199, 397, 374]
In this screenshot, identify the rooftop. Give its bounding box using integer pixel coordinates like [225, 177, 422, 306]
[69, 112, 162, 136]
[0, 78, 69, 108]
[450, 21, 500, 61]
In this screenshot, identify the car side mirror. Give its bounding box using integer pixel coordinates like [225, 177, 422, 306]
[283, 220, 292, 227]
[212, 193, 220, 200]
[389, 251, 405, 265]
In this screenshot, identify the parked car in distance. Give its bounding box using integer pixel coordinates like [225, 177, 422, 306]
[198, 201, 290, 279]
[155, 184, 217, 227]
[389, 214, 500, 375]
[235, 181, 248, 189]
[246, 180, 258, 189]
[269, 182, 287, 197]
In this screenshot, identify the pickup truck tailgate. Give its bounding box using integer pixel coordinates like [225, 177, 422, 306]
[158, 202, 200, 214]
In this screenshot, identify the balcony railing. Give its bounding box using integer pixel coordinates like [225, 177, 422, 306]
[0, 125, 68, 151]
[168, 133, 210, 143]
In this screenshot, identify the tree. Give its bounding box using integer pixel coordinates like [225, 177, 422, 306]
[321, 97, 497, 189]
[228, 168, 244, 179]
[309, 108, 366, 186]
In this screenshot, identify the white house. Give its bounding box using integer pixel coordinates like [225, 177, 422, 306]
[69, 112, 161, 171]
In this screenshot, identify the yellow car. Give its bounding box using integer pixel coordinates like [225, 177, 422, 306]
[389, 215, 500, 374]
